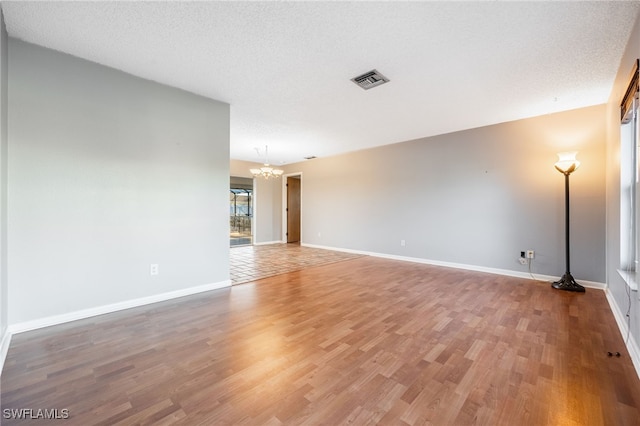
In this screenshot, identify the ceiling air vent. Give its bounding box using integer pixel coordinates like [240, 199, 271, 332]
[351, 69, 390, 90]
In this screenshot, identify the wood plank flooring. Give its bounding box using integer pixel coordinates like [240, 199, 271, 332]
[2, 256, 640, 425]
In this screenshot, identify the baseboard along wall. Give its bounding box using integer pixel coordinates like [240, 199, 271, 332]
[0, 328, 11, 377]
[301, 243, 606, 289]
[7, 280, 231, 335]
[605, 288, 640, 380]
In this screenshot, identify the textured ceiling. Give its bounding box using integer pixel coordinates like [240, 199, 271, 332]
[2, 1, 639, 165]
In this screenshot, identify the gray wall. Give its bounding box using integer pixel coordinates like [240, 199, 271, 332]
[285, 105, 606, 283]
[606, 13, 640, 354]
[0, 9, 7, 340]
[8, 40, 230, 325]
[230, 159, 282, 243]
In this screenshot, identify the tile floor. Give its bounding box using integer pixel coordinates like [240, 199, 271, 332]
[230, 243, 363, 285]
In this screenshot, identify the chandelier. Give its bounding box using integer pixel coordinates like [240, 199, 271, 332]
[250, 146, 284, 179]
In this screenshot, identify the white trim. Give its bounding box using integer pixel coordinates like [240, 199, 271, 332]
[605, 287, 640, 380]
[618, 269, 639, 291]
[251, 176, 256, 245]
[253, 240, 284, 246]
[301, 243, 607, 289]
[8, 280, 231, 335]
[281, 172, 302, 243]
[0, 328, 11, 376]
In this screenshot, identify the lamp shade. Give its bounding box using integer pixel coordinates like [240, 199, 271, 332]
[554, 151, 580, 174]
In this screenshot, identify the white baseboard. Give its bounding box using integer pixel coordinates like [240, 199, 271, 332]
[253, 240, 284, 246]
[301, 243, 606, 289]
[0, 328, 11, 377]
[8, 280, 231, 335]
[605, 288, 640, 380]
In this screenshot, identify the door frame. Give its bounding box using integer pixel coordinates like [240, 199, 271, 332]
[229, 176, 255, 247]
[281, 172, 302, 243]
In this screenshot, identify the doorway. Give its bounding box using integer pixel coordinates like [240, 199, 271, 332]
[286, 175, 301, 243]
[230, 176, 253, 247]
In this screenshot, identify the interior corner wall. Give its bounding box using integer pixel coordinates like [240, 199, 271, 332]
[605, 12, 640, 355]
[230, 159, 282, 244]
[285, 105, 607, 283]
[0, 8, 8, 341]
[7, 39, 230, 325]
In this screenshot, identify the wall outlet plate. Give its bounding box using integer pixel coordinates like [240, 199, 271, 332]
[526, 250, 535, 259]
[518, 258, 528, 265]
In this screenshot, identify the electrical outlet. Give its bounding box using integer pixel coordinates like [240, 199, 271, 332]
[150, 264, 159, 276]
[518, 258, 528, 265]
[526, 250, 535, 259]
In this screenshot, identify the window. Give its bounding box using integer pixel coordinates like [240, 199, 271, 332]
[620, 59, 639, 291]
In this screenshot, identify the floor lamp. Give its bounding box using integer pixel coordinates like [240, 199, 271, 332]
[552, 151, 585, 293]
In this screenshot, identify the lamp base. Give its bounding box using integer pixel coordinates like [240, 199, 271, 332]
[551, 272, 585, 293]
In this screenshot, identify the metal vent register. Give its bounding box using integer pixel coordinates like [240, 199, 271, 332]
[351, 69, 390, 90]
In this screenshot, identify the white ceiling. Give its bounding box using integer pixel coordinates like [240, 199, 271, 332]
[2, 1, 639, 165]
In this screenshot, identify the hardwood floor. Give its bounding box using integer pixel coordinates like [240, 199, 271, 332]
[2, 256, 640, 425]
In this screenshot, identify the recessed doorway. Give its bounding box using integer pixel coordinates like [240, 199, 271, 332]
[285, 174, 301, 243]
[230, 176, 253, 247]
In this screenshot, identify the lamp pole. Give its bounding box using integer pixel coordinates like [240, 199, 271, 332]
[552, 153, 585, 293]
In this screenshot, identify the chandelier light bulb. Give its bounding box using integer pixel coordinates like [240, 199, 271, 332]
[249, 147, 284, 179]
